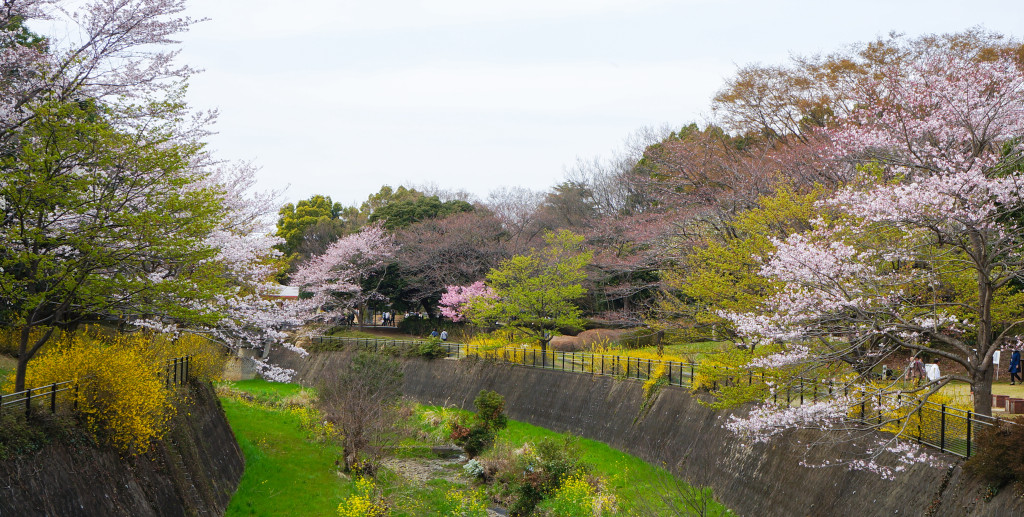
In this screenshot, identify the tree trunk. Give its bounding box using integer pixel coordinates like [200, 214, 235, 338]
[973, 268, 995, 416]
[539, 336, 551, 367]
[972, 365, 993, 416]
[15, 325, 31, 392]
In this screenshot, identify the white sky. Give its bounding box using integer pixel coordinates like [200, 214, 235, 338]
[177, 0, 1024, 207]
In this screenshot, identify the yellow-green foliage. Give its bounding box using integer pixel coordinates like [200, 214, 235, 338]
[545, 473, 617, 517]
[288, 404, 338, 444]
[691, 345, 793, 409]
[337, 477, 389, 517]
[467, 330, 516, 349]
[875, 391, 971, 441]
[148, 333, 228, 382]
[659, 186, 823, 340]
[438, 487, 488, 517]
[642, 362, 668, 402]
[13, 331, 175, 453]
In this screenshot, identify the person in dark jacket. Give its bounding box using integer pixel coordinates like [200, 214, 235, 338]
[1009, 348, 1022, 385]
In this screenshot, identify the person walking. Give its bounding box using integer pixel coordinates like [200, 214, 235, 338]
[907, 356, 926, 386]
[1010, 348, 1022, 385]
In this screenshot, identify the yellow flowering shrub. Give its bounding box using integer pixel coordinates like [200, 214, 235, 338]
[288, 405, 339, 444]
[337, 477, 389, 517]
[866, 389, 971, 443]
[642, 362, 667, 401]
[148, 333, 228, 382]
[543, 472, 617, 517]
[13, 332, 174, 453]
[438, 487, 488, 517]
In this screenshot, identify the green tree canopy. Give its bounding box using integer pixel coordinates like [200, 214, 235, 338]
[469, 230, 592, 353]
[275, 195, 347, 256]
[0, 99, 225, 390]
[657, 185, 823, 340]
[368, 194, 473, 230]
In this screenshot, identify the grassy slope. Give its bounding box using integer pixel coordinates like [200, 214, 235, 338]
[222, 380, 351, 517]
[493, 418, 728, 516]
[222, 379, 730, 516]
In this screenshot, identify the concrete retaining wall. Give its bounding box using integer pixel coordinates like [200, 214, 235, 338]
[0, 381, 244, 517]
[275, 349, 1023, 517]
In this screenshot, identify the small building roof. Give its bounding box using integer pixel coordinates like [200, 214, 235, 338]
[266, 285, 300, 299]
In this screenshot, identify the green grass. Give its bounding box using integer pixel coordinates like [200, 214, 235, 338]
[0, 355, 16, 383]
[327, 328, 419, 340]
[221, 391, 350, 516]
[225, 378, 307, 403]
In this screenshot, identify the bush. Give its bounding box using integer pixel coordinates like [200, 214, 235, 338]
[463, 458, 485, 478]
[318, 351, 404, 473]
[0, 412, 50, 459]
[516, 436, 589, 515]
[541, 473, 599, 517]
[965, 416, 1024, 488]
[417, 338, 447, 359]
[337, 477, 389, 517]
[451, 390, 508, 458]
[438, 487, 488, 516]
[473, 390, 507, 429]
[11, 331, 176, 453]
[151, 333, 228, 382]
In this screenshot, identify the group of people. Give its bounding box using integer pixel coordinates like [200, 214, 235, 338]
[906, 356, 941, 385]
[381, 311, 393, 326]
[905, 342, 1024, 387]
[430, 329, 448, 341]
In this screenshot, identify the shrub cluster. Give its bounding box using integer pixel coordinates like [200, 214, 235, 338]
[450, 390, 508, 457]
[965, 416, 1024, 489]
[2, 327, 227, 454]
[337, 477, 389, 517]
[488, 436, 593, 516]
[417, 338, 447, 359]
[13, 332, 175, 453]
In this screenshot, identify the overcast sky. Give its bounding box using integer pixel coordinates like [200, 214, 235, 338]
[177, 1, 1024, 208]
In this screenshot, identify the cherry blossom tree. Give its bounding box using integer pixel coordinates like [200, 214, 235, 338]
[0, 2, 303, 387]
[288, 224, 398, 325]
[723, 48, 1024, 426]
[439, 281, 496, 322]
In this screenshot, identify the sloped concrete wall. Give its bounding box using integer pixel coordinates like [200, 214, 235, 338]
[277, 350, 1023, 517]
[0, 381, 243, 517]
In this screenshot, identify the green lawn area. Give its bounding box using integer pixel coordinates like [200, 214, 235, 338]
[220, 381, 350, 517]
[326, 328, 420, 340]
[220, 379, 730, 516]
[0, 355, 16, 383]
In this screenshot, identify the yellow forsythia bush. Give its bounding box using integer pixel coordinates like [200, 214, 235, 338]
[141, 332, 229, 383]
[337, 477, 389, 517]
[12, 330, 175, 453]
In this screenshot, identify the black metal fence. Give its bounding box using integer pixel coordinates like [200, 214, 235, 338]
[311, 335, 999, 458]
[0, 355, 193, 419]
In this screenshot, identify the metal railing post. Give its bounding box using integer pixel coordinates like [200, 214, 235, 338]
[50, 383, 57, 413]
[940, 404, 946, 452]
[25, 387, 31, 418]
[967, 411, 973, 458]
